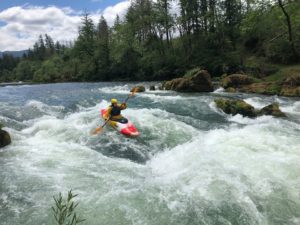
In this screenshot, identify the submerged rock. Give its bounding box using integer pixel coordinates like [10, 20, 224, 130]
[131, 85, 145, 93]
[162, 70, 213, 92]
[0, 129, 11, 148]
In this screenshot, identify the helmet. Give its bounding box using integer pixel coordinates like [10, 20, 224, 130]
[111, 98, 118, 104]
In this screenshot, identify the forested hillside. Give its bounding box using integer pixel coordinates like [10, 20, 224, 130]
[0, 0, 299, 82]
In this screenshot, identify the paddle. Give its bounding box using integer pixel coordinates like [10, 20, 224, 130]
[91, 87, 138, 135]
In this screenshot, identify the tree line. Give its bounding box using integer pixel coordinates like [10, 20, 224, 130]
[0, 0, 299, 83]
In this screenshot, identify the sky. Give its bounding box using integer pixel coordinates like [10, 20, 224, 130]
[0, 0, 131, 51]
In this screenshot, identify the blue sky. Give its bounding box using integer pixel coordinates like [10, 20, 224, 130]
[0, 0, 123, 13]
[0, 0, 129, 51]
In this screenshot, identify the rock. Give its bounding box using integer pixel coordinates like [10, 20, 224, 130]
[215, 98, 287, 118]
[225, 87, 236, 93]
[221, 74, 254, 89]
[258, 103, 286, 117]
[280, 75, 300, 97]
[149, 85, 156, 91]
[214, 98, 257, 118]
[162, 70, 213, 92]
[131, 85, 145, 92]
[0, 129, 11, 148]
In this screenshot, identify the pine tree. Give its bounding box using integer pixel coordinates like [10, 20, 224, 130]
[95, 16, 110, 80]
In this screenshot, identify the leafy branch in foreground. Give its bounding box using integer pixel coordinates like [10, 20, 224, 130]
[52, 190, 85, 225]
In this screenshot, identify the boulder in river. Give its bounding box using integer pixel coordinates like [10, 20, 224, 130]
[149, 85, 156, 91]
[258, 103, 286, 117]
[214, 98, 257, 118]
[0, 129, 11, 148]
[162, 70, 213, 92]
[215, 98, 287, 118]
[131, 85, 145, 93]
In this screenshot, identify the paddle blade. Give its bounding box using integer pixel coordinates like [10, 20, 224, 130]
[91, 126, 103, 135]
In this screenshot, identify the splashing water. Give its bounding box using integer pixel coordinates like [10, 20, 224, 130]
[0, 83, 300, 225]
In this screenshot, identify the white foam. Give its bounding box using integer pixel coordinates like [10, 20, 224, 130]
[137, 93, 198, 102]
[148, 118, 300, 222]
[228, 114, 273, 124]
[281, 101, 300, 115]
[25, 100, 65, 117]
[244, 97, 270, 109]
[98, 84, 134, 94]
[213, 87, 225, 93]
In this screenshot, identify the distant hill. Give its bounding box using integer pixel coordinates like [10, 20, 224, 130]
[0, 50, 28, 58]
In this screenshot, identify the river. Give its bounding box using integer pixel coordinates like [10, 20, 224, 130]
[0, 82, 300, 225]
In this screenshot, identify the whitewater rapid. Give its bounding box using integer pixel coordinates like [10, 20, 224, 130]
[0, 83, 299, 225]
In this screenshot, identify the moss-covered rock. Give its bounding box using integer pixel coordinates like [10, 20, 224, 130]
[221, 74, 255, 89]
[214, 98, 257, 118]
[215, 98, 287, 118]
[0, 129, 11, 148]
[162, 70, 213, 92]
[258, 103, 286, 117]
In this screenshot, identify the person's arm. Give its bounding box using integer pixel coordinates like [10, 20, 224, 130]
[120, 103, 127, 110]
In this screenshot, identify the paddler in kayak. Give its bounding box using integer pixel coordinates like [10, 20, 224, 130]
[104, 98, 128, 125]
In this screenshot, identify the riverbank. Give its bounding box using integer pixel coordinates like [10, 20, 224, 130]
[220, 64, 300, 97]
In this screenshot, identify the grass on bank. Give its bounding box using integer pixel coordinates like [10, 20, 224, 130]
[264, 64, 300, 82]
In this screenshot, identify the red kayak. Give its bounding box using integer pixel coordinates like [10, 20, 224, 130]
[101, 109, 139, 137]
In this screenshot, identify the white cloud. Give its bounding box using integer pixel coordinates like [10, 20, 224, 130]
[0, 1, 130, 51]
[102, 1, 130, 25]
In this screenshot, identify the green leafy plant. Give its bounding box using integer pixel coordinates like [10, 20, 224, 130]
[52, 190, 85, 225]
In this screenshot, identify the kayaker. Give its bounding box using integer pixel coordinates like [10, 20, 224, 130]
[105, 98, 128, 123]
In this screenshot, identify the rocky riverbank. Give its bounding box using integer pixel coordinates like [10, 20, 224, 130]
[159, 65, 300, 97]
[220, 74, 300, 97]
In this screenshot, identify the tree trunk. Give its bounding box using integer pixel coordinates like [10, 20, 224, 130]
[208, 0, 215, 32]
[277, 0, 298, 61]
